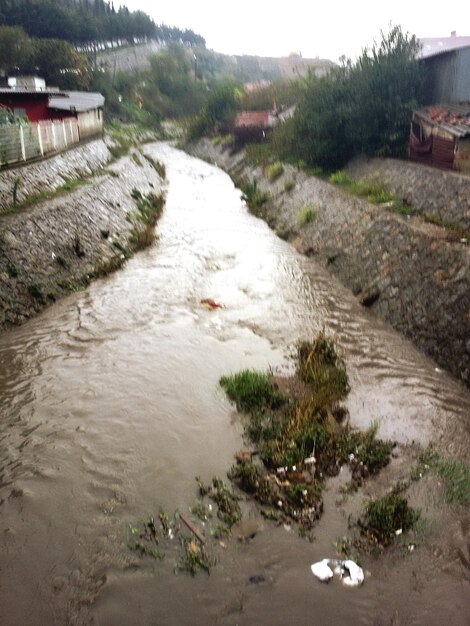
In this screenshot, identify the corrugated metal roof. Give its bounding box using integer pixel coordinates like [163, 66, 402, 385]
[419, 37, 470, 59]
[415, 104, 470, 138]
[0, 88, 65, 96]
[235, 111, 271, 128]
[48, 91, 105, 112]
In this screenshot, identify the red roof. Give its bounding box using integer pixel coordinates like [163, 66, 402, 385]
[235, 111, 270, 128]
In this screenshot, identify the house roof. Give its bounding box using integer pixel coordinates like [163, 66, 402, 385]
[419, 36, 470, 59]
[48, 91, 105, 113]
[0, 88, 65, 96]
[415, 104, 470, 138]
[235, 111, 271, 128]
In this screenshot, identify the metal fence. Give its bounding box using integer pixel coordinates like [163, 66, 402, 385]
[0, 117, 81, 167]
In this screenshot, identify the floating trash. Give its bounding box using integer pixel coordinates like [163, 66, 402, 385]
[311, 558, 364, 587]
[201, 298, 224, 310]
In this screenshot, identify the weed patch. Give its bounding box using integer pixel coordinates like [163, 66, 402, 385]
[240, 179, 269, 215]
[220, 370, 285, 413]
[284, 180, 295, 193]
[411, 445, 470, 505]
[220, 333, 393, 534]
[298, 205, 316, 225]
[7, 263, 19, 278]
[297, 335, 350, 404]
[265, 162, 284, 182]
[143, 153, 166, 179]
[27, 283, 45, 304]
[359, 485, 420, 547]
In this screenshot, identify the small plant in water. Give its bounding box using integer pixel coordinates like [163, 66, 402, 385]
[359, 485, 420, 547]
[220, 370, 285, 413]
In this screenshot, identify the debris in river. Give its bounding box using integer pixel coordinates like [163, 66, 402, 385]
[219, 334, 393, 536]
[201, 298, 224, 309]
[310, 558, 364, 586]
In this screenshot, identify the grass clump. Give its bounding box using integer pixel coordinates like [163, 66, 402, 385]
[7, 263, 19, 278]
[129, 188, 165, 250]
[131, 152, 143, 167]
[143, 153, 166, 179]
[297, 335, 350, 403]
[284, 180, 295, 193]
[240, 179, 269, 215]
[411, 445, 470, 505]
[359, 485, 420, 546]
[27, 283, 45, 304]
[298, 205, 316, 225]
[220, 370, 285, 413]
[436, 458, 470, 505]
[177, 538, 213, 576]
[265, 161, 284, 182]
[329, 171, 397, 205]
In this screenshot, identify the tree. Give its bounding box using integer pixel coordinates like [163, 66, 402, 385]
[275, 25, 425, 169]
[0, 26, 32, 72]
[33, 39, 91, 89]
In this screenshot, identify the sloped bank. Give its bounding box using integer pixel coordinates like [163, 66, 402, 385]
[187, 140, 470, 386]
[0, 144, 165, 330]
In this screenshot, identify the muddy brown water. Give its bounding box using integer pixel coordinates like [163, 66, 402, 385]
[1, 144, 469, 625]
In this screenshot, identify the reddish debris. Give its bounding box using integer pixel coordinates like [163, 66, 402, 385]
[426, 106, 470, 127]
[201, 298, 224, 310]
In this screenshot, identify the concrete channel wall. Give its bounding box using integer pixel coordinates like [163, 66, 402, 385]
[188, 140, 470, 386]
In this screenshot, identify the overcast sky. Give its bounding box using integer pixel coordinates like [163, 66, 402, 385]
[120, 0, 467, 62]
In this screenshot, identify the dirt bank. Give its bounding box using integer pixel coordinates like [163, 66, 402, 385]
[187, 140, 470, 387]
[0, 142, 165, 330]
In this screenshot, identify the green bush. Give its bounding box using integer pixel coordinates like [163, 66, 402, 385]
[265, 161, 284, 182]
[298, 205, 316, 225]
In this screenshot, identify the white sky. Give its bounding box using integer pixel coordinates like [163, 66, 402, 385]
[120, 0, 468, 62]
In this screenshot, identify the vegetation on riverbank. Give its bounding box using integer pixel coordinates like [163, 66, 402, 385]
[219, 334, 402, 538]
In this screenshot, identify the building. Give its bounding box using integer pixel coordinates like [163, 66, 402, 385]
[0, 76, 105, 166]
[48, 91, 105, 138]
[409, 104, 470, 171]
[419, 34, 470, 104]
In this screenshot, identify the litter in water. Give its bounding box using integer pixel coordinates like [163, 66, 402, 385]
[311, 558, 365, 587]
[201, 298, 224, 310]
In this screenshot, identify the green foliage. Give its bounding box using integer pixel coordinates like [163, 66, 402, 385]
[186, 82, 238, 141]
[360, 486, 420, 546]
[177, 537, 213, 576]
[297, 335, 350, 403]
[275, 26, 425, 169]
[0, 26, 31, 71]
[239, 79, 303, 111]
[27, 283, 45, 303]
[7, 263, 19, 278]
[0, 0, 203, 48]
[435, 458, 470, 505]
[219, 370, 284, 413]
[298, 205, 316, 225]
[240, 179, 269, 214]
[264, 161, 284, 182]
[411, 445, 470, 505]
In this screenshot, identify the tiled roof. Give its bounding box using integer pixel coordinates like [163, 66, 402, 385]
[48, 91, 105, 112]
[235, 111, 271, 128]
[415, 104, 470, 138]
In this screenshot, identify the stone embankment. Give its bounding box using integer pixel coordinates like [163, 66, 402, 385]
[346, 155, 470, 231]
[188, 140, 470, 386]
[0, 141, 165, 330]
[0, 139, 111, 213]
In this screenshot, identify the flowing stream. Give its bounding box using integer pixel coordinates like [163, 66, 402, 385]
[1, 144, 469, 625]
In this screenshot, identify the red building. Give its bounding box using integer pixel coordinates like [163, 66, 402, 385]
[0, 88, 66, 122]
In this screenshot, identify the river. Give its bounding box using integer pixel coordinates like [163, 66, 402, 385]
[1, 144, 469, 625]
